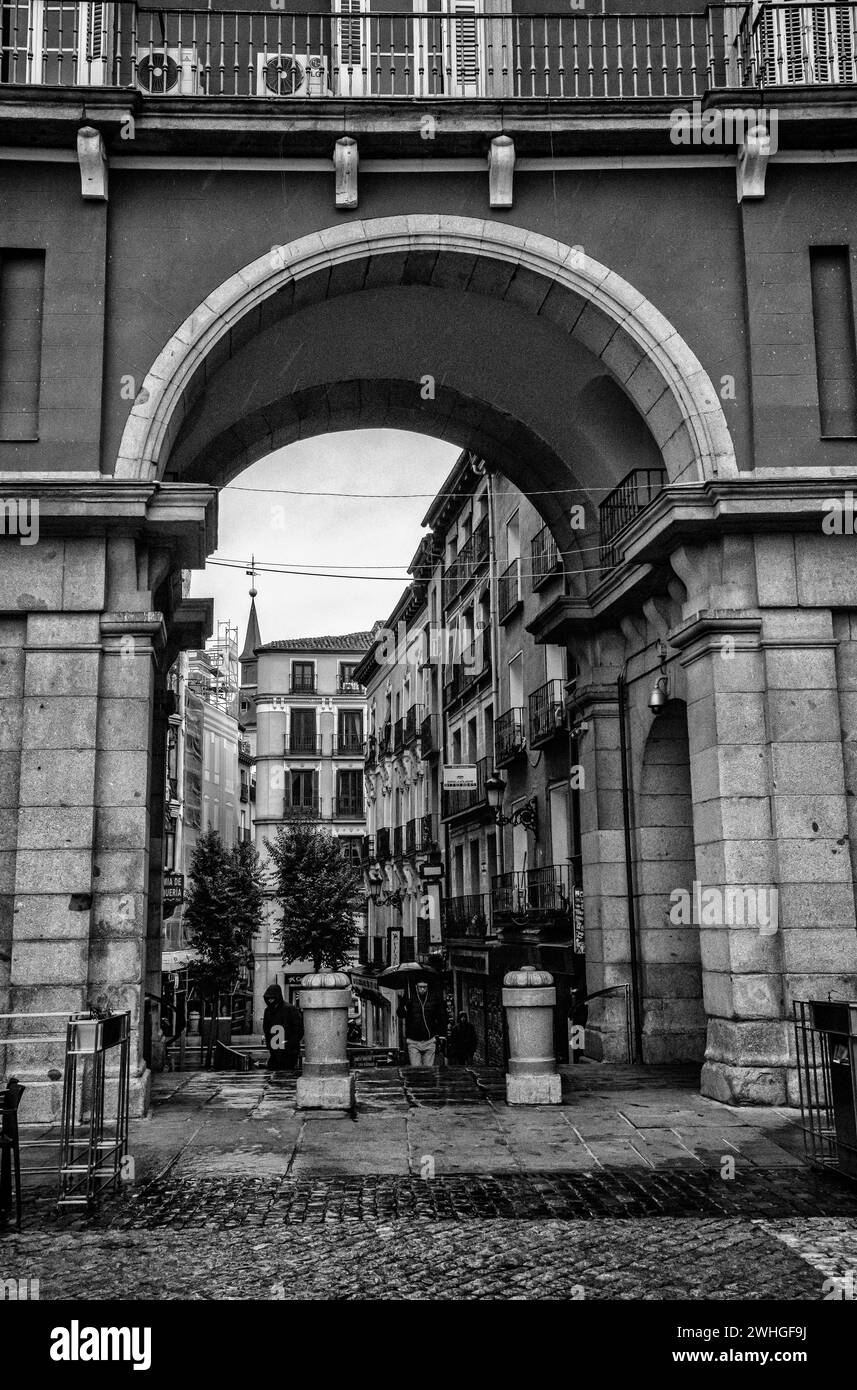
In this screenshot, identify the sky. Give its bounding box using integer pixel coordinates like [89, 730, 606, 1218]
[191, 430, 459, 648]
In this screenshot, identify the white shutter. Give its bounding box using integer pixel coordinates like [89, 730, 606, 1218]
[334, 0, 370, 95]
[449, 0, 481, 95]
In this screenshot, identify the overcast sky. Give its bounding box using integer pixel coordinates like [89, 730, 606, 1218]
[191, 430, 459, 647]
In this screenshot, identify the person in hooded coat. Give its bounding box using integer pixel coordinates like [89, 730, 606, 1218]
[262, 984, 303, 1071]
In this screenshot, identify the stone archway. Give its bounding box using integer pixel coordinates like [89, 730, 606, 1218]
[115, 216, 737, 492]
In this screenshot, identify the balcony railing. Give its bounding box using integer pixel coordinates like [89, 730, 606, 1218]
[495, 707, 526, 765]
[420, 712, 439, 756]
[599, 467, 667, 569]
[444, 632, 491, 702]
[442, 754, 488, 819]
[405, 812, 438, 856]
[0, 7, 729, 99]
[333, 795, 364, 819]
[392, 824, 403, 858]
[528, 679, 565, 746]
[441, 516, 490, 611]
[376, 826, 391, 861]
[336, 733, 364, 756]
[364, 734, 377, 765]
[289, 678, 316, 694]
[531, 524, 561, 590]
[337, 677, 364, 693]
[285, 733, 321, 755]
[404, 704, 422, 744]
[393, 716, 404, 753]
[360, 834, 376, 863]
[498, 558, 521, 622]
[283, 796, 321, 819]
[443, 893, 489, 940]
[491, 864, 575, 923]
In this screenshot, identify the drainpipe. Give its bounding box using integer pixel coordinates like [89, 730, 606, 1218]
[617, 667, 644, 1065]
[484, 466, 505, 884]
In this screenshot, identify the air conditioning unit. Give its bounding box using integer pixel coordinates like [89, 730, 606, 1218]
[255, 51, 330, 97]
[136, 45, 204, 96]
[755, 4, 857, 84]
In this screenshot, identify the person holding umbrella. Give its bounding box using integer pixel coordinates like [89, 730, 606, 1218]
[397, 979, 447, 1067]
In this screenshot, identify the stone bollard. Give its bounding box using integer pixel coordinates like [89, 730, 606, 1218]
[295, 971, 355, 1110]
[502, 966, 562, 1105]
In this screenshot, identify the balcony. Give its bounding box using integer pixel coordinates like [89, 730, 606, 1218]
[528, 680, 565, 747]
[404, 704, 422, 744]
[444, 632, 491, 702]
[364, 734, 377, 766]
[498, 559, 521, 623]
[491, 864, 576, 928]
[442, 516, 490, 611]
[289, 678, 316, 695]
[283, 796, 322, 819]
[442, 754, 488, 820]
[737, 4, 857, 88]
[420, 713, 439, 758]
[239, 783, 250, 803]
[376, 827, 391, 862]
[335, 734, 364, 756]
[392, 824, 404, 859]
[333, 795, 364, 820]
[4, 8, 730, 100]
[284, 733, 321, 755]
[405, 813, 438, 857]
[443, 893, 489, 940]
[337, 677, 363, 694]
[599, 467, 667, 570]
[495, 708, 526, 766]
[531, 524, 561, 591]
[360, 834, 376, 864]
[393, 716, 404, 753]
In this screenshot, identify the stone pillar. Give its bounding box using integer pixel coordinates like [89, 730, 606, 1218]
[295, 970, 355, 1110]
[502, 966, 561, 1104]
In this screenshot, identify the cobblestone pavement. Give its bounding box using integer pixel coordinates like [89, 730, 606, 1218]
[4, 1065, 856, 1300]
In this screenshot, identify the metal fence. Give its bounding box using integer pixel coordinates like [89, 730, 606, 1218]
[793, 999, 857, 1180]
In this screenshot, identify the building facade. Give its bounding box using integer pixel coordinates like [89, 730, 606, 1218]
[251, 631, 371, 1020]
[4, 0, 857, 1114]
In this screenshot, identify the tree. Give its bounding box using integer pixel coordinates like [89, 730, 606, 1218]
[266, 816, 361, 971]
[184, 828, 264, 1001]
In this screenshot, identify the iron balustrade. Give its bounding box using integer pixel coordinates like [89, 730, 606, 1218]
[284, 733, 321, 754]
[333, 795, 364, 819]
[531, 523, 561, 589]
[441, 516, 489, 610]
[376, 826, 391, 861]
[737, 3, 857, 87]
[491, 863, 574, 920]
[0, 7, 733, 98]
[528, 679, 565, 745]
[405, 812, 437, 855]
[495, 707, 526, 764]
[337, 677, 364, 693]
[336, 734, 364, 755]
[498, 558, 521, 621]
[283, 795, 321, 818]
[392, 824, 404, 858]
[598, 467, 667, 569]
[420, 712, 438, 755]
[393, 716, 404, 752]
[442, 892, 489, 939]
[404, 703, 422, 743]
[289, 678, 316, 694]
[442, 754, 488, 818]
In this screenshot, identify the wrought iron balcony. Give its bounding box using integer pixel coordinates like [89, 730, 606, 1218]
[284, 733, 321, 755]
[442, 754, 488, 819]
[360, 834, 376, 864]
[598, 467, 667, 570]
[239, 782, 250, 803]
[495, 707, 526, 765]
[444, 632, 490, 701]
[491, 863, 575, 925]
[393, 716, 404, 753]
[283, 796, 321, 819]
[442, 893, 489, 940]
[528, 679, 565, 746]
[498, 558, 521, 623]
[333, 795, 364, 820]
[531, 523, 561, 590]
[376, 826, 391, 862]
[289, 677, 316, 694]
[404, 704, 422, 744]
[0, 6, 733, 100]
[441, 516, 490, 611]
[335, 734, 364, 756]
[364, 733, 377, 765]
[405, 812, 438, 857]
[337, 677, 364, 694]
[420, 712, 439, 757]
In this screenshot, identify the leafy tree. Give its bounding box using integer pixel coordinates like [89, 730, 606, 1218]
[184, 828, 264, 1000]
[266, 816, 361, 971]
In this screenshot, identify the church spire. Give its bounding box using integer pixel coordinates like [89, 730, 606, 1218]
[240, 555, 262, 662]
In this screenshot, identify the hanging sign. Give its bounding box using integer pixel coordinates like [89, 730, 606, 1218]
[443, 764, 477, 790]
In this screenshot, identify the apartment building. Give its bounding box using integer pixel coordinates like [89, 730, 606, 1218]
[250, 630, 371, 1019]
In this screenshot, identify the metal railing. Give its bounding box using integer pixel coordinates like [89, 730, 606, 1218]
[441, 516, 489, 611]
[405, 812, 437, 856]
[598, 467, 667, 569]
[335, 733, 364, 755]
[0, 6, 730, 98]
[442, 754, 488, 818]
[420, 712, 439, 755]
[492, 863, 574, 920]
[376, 826, 391, 861]
[284, 733, 321, 754]
[442, 892, 489, 939]
[404, 703, 422, 744]
[393, 716, 404, 752]
[392, 823, 404, 858]
[283, 795, 321, 818]
[337, 677, 363, 693]
[498, 558, 521, 621]
[531, 523, 561, 589]
[495, 706, 526, 764]
[333, 794, 364, 819]
[528, 678, 565, 745]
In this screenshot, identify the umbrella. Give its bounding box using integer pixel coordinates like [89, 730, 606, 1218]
[377, 962, 443, 991]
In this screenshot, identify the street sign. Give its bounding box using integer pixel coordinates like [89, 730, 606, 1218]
[163, 872, 184, 907]
[443, 764, 478, 790]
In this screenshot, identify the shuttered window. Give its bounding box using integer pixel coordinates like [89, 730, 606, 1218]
[0, 250, 45, 441]
[810, 246, 857, 437]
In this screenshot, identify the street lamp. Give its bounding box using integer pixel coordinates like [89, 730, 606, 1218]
[367, 880, 403, 911]
[485, 771, 538, 835]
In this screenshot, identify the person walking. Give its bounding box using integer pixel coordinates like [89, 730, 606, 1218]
[397, 980, 446, 1066]
[447, 1011, 478, 1065]
[262, 983, 303, 1071]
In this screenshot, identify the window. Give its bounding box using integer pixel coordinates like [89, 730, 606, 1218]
[339, 661, 361, 691]
[338, 708, 363, 752]
[290, 708, 317, 752]
[336, 769, 363, 817]
[0, 250, 45, 440]
[508, 652, 523, 709]
[291, 661, 315, 693]
[287, 769, 318, 810]
[810, 246, 857, 436]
